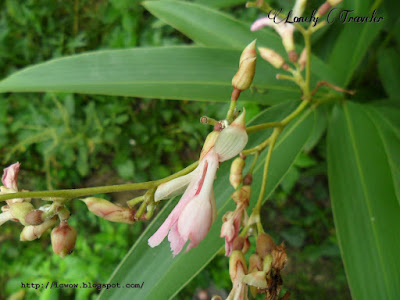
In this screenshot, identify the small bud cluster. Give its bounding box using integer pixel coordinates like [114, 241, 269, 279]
[0, 162, 143, 258]
[226, 233, 289, 300]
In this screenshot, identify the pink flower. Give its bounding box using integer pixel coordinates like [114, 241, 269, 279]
[148, 149, 219, 256]
[2, 162, 20, 192]
[148, 111, 248, 256]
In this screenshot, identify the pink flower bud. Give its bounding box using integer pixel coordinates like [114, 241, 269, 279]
[258, 47, 286, 69]
[81, 197, 136, 224]
[51, 221, 77, 258]
[1, 162, 20, 191]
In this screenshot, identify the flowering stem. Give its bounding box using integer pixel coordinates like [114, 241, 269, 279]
[246, 122, 282, 134]
[0, 161, 198, 203]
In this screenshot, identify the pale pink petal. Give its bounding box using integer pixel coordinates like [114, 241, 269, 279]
[178, 195, 212, 251]
[250, 17, 273, 31]
[168, 223, 186, 256]
[178, 149, 219, 252]
[2, 162, 20, 191]
[148, 159, 206, 247]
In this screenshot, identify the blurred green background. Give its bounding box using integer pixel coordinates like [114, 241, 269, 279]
[1, 0, 397, 299]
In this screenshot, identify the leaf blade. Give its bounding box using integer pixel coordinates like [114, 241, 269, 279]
[327, 101, 400, 300]
[0, 47, 300, 104]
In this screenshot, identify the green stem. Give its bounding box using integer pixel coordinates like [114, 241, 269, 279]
[303, 31, 312, 100]
[246, 122, 282, 134]
[0, 161, 198, 202]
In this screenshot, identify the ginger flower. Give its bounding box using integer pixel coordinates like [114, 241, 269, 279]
[148, 111, 248, 256]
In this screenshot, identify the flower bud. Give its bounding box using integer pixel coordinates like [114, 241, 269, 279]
[81, 197, 136, 224]
[232, 185, 251, 205]
[242, 236, 250, 254]
[299, 48, 307, 71]
[232, 40, 257, 91]
[256, 233, 275, 257]
[51, 221, 77, 258]
[154, 172, 194, 202]
[271, 242, 288, 270]
[243, 173, 252, 185]
[20, 216, 57, 241]
[215, 110, 248, 162]
[232, 236, 245, 251]
[2, 162, 20, 191]
[248, 253, 263, 273]
[9, 202, 34, 226]
[200, 131, 220, 161]
[258, 47, 287, 70]
[25, 209, 44, 225]
[230, 157, 245, 189]
[229, 250, 247, 282]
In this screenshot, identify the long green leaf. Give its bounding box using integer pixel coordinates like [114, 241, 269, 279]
[327, 101, 400, 300]
[0, 47, 300, 104]
[143, 0, 340, 85]
[328, 0, 384, 85]
[99, 102, 315, 300]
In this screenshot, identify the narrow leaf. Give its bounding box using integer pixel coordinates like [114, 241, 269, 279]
[327, 101, 400, 300]
[143, 0, 340, 84]
[0, 47, 299, 104]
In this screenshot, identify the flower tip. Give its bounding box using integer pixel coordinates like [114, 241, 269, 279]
[231, 108, 246, 128]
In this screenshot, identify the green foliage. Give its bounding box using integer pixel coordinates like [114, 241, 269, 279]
[0, 0, 399, 300]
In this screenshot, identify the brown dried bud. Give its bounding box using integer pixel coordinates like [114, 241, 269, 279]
[229, 157, 245, 189]
[51, 221, 77, 258]
[25, 209, 44, 225]
[232, 236, 244, 251]
[288, 50, 298, 63]
[243, 173, 252, 185]
[242, 236, 250, 254]
[256, 233, 275, 257]
[81, 197, 136, 224]
[271, 242, 288, 270]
